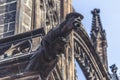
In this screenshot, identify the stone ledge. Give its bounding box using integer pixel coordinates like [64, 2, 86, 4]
[0, 71, 40, 80]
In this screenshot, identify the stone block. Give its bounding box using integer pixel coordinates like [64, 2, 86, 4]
[0, 26, 4, 34]
[4, 24, 8, 32]
[0, 0, 16, 5]
[0, 1, 16, 14]
[7, 2, 17, 12]
[0, 6, 6, 14]
[23, 5, 31, 17]
[3, 31, 14, 37]
[9, 22, 15, 31]
[22, 14, 31, 27]
[0, 11, 16, 25]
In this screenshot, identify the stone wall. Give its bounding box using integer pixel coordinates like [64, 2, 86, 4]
[0, 0, 17, 38]
[16, 0, 33, 33]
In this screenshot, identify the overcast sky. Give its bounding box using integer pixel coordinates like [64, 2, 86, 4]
[72, 0, 120, 79]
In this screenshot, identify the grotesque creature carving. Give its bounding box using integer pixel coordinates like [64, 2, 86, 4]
[25, 12, 83, 79]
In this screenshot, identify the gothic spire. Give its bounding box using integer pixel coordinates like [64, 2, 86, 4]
[91, 8, 103, 31]
[90, 8, 108, 70]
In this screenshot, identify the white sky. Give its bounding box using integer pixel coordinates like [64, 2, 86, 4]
[72, 0, 120, 79]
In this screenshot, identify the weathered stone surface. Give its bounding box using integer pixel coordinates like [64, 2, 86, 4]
[22, 15, 31, 27]
[9, 22, 15, 31]
[0, 0, 16, 4]
[0, 1, 16, 13]
[0, 0, 16, 38]
[0, 11, 16, 37]
[0, 11, 16, 25]
[23, 6, 31, 17]
[0, 26, 4, 34]
[3, 31, 14, 37]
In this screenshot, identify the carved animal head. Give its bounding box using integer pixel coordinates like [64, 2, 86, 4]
[60, 12, 83, 37]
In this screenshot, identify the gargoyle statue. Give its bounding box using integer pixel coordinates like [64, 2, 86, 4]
[25, 12, 83, 79]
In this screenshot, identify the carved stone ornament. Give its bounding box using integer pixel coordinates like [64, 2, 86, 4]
[25, 12, 83, 79]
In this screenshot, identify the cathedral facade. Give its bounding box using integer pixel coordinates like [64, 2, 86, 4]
[0, 0, 110, 80]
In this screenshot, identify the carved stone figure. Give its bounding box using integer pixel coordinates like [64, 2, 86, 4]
[25, 12, 83, 79]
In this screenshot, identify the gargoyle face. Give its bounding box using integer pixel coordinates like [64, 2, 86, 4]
[60, 17, 81, 37]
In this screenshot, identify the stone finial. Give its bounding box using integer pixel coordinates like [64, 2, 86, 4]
[110, 64, 118, 73]
[91, 8, 100, 16]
